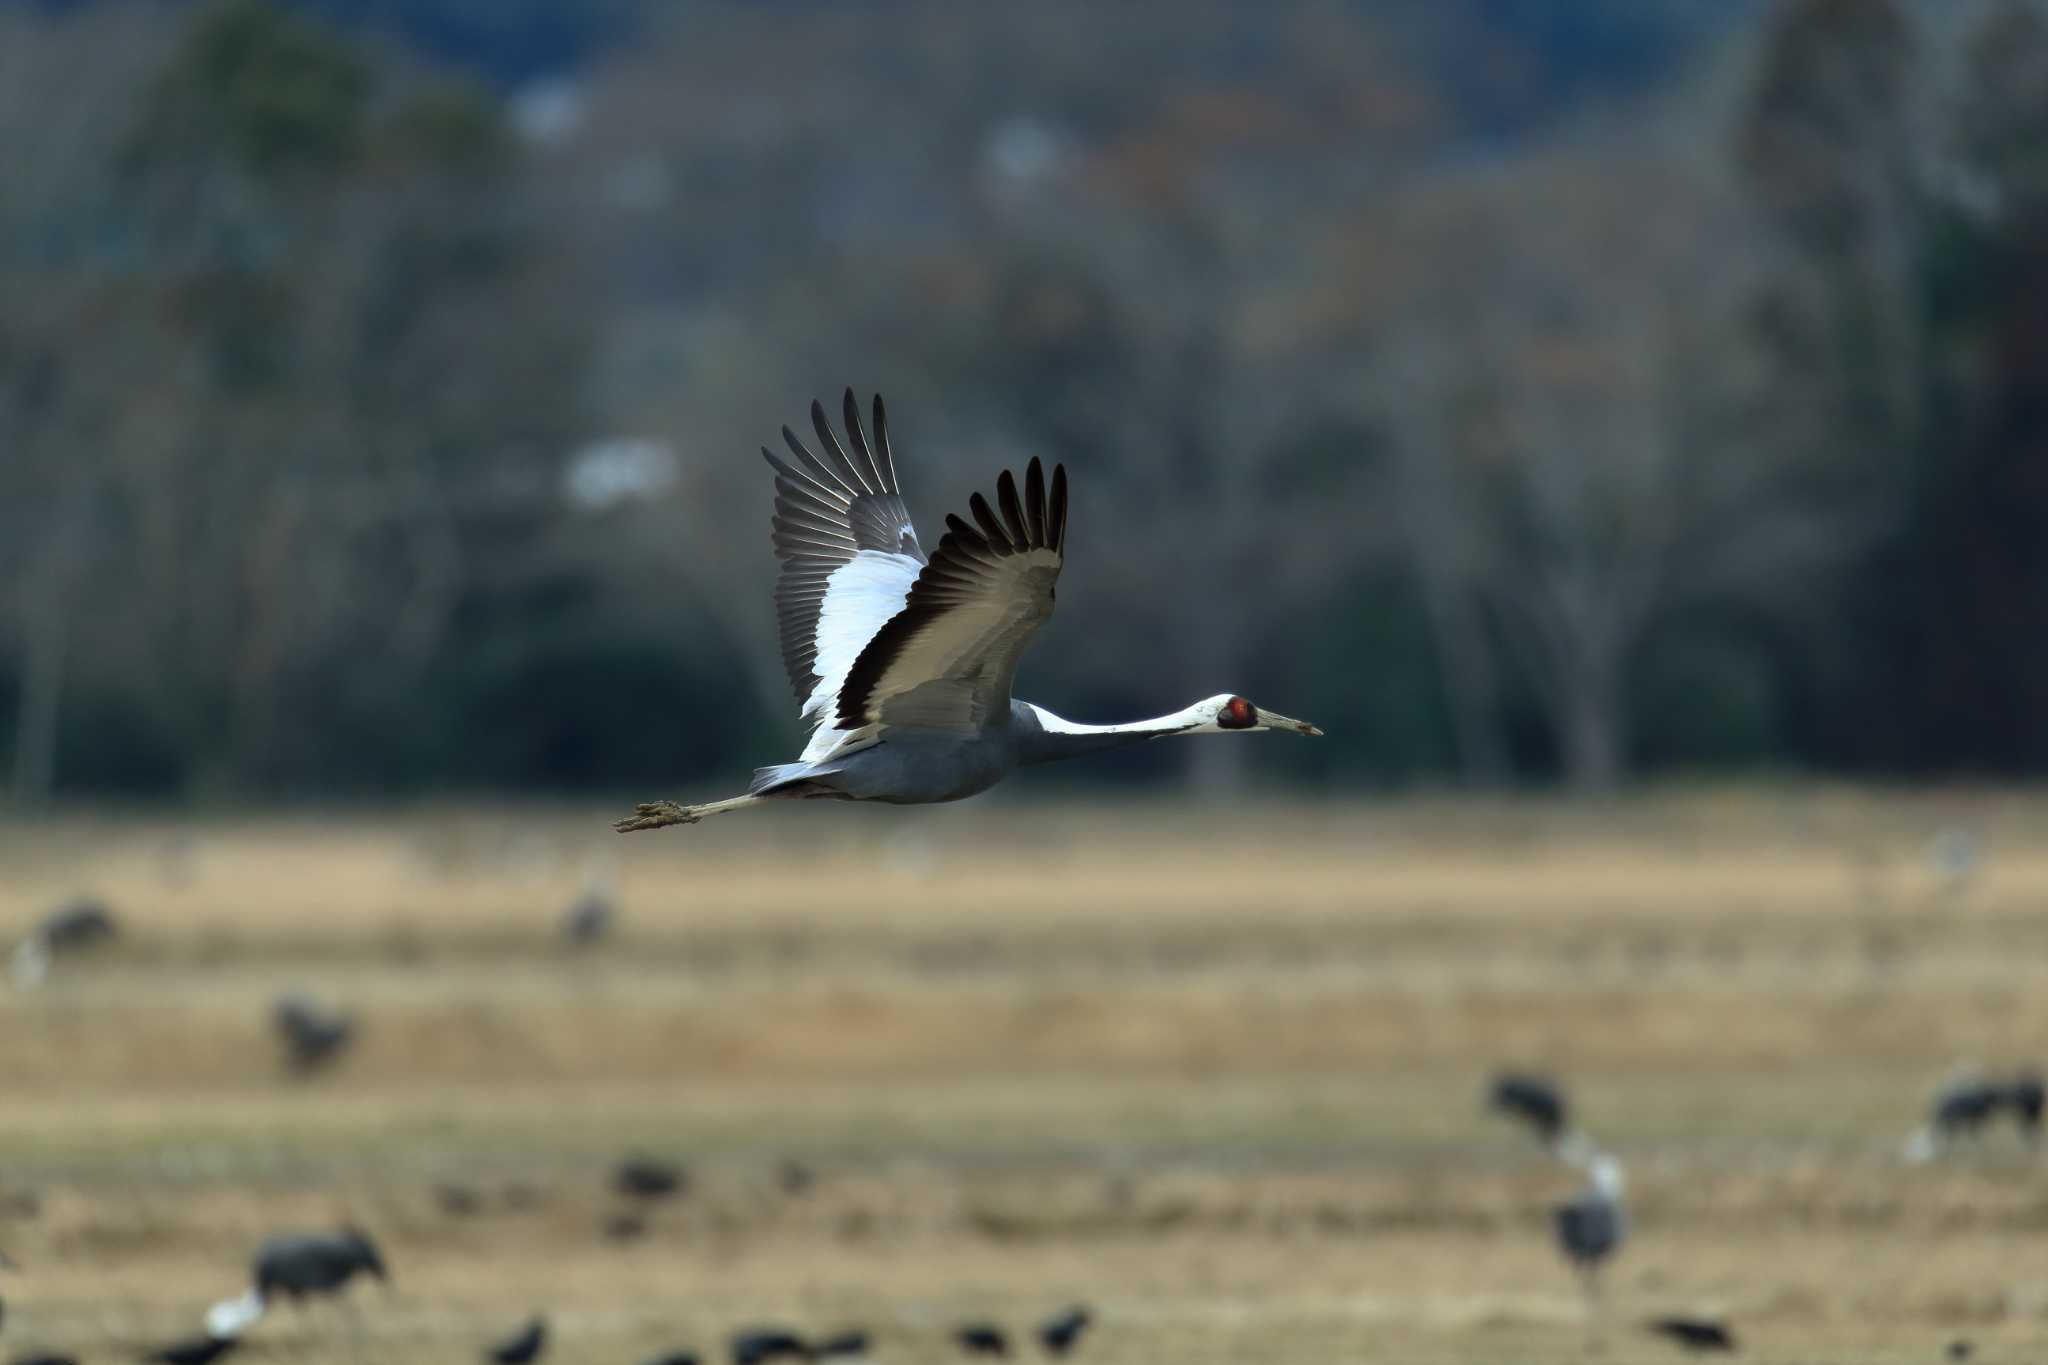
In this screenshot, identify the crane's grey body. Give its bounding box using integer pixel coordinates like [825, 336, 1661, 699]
[750, 699, 1154, 805]
[615, 392, 1319, 833]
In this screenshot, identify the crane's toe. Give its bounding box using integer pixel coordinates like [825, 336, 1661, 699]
[613, 800, 699, 833]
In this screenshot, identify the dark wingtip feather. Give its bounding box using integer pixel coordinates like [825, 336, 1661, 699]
[944, 510, 993, 554]
[995, 469, 1029, 546]
[1049, 463, 1069, 554]
[808, 399, 868, 493]
[871, 394, 895, 491]
[1023, 458, 1046, 545]
[840, 388, 884, 493]
[968, 491, 1010, 548]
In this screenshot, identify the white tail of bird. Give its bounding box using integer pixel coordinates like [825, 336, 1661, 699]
[205, 1287, 267, 1337]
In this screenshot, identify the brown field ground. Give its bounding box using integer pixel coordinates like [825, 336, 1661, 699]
[0, 789, 2045, 1363]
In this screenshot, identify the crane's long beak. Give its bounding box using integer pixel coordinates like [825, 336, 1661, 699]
[1256, 707, 1323, 737]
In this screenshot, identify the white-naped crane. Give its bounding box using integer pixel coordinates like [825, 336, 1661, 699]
[616, 391, 1320, 832]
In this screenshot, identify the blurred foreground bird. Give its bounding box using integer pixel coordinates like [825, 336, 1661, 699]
[1647, 1315, 1738, 1352]
[954, 1323, 1008, 1357]
[729, 1327, 811, 1365]
[207, 1226, 389, 1336]
[140, 1337, 239, 1365]
[614, 391, 1319, 833]
[11, 895, 118, 988]
[486, 1315, 547, 1364]
[1487, 1072, 1592, 1162]
[1903, 1073, 2039, 1161]
[613, 1155, 685, 1201]
[270, 993, 356, 1076]
[1037, 1306, 1091, 1356]
[813, 1329, 870, 1358]
[1555, 1156, 1627, 1329]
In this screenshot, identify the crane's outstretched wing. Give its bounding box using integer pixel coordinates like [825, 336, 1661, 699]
[764, 391, 925, 720]
[834, 457, 1067, 736]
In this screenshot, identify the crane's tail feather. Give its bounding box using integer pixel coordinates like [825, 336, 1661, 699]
[613, 794, 764, 833]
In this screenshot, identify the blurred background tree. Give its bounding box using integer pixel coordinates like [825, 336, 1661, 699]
[2, 0, 2045, 802]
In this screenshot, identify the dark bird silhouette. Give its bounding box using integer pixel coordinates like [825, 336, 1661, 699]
[729, 1327, 812, 1365]
[253, 1226, 389, 1302]
[613, 1156, 685, 1201]
[140, 1338, 240, 1365]
[11, 895, 119, 987]
[14, 1353, 81, 1365]
[954, 1324, 1008, 1357]
[39, 896, 118, 950]
[641, 1353, 701, 1365]
[1906, 1077, 2006, 1161]
[486, 1315, 547, 1364]
[1488, 1071, 1587, 1158]
[270, 993, 356, 1076]
[1037, 1306, 1091, 1356]
[2005, 1070, 2043, 1138]
[1647, 1315, 1738, 1352]
[812, 1330, 870, 1357]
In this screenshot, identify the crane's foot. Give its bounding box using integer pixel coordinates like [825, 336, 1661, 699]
[613, 800, 701, 833]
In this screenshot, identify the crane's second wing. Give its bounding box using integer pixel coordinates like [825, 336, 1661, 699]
[835, 458, 1067, 734]
[763, 391, 926, 715]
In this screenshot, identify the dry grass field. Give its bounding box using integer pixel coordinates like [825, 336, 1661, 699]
[1, 789, 2046, 1363]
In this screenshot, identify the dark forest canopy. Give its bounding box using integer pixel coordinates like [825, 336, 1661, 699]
[2, 0, 2045, 802]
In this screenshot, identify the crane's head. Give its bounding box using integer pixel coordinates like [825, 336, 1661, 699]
[342, 1225, 391, 1282]
[1188, 694, 1322, 736]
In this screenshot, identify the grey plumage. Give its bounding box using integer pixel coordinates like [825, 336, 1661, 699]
[252, 1226, 388, 1302]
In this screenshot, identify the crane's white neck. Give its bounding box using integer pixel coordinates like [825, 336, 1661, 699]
[1016, 702, 1214, 765]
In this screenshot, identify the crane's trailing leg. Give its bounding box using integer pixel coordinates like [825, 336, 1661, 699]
[613, 794, 763, 833]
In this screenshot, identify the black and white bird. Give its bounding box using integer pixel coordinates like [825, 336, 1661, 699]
[1646, 1315, 1738, 1353]
[615, 392, 1319, 833]
[206, 1226, 389, 1335]
[486, 1315, 547, 1364]
[1554, 1155, 1627, 1312]
[1037, 1306, 1092, 1356]
[11, 895, 119, 988]
[1904, 1076, 2007, 1162]
[270, 993, 356, 1076]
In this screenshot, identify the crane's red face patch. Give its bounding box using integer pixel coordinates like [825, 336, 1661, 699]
[1218, 696, 1257, 730]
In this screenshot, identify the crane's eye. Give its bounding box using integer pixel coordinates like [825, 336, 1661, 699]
[1218, 696, 1256, 729]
